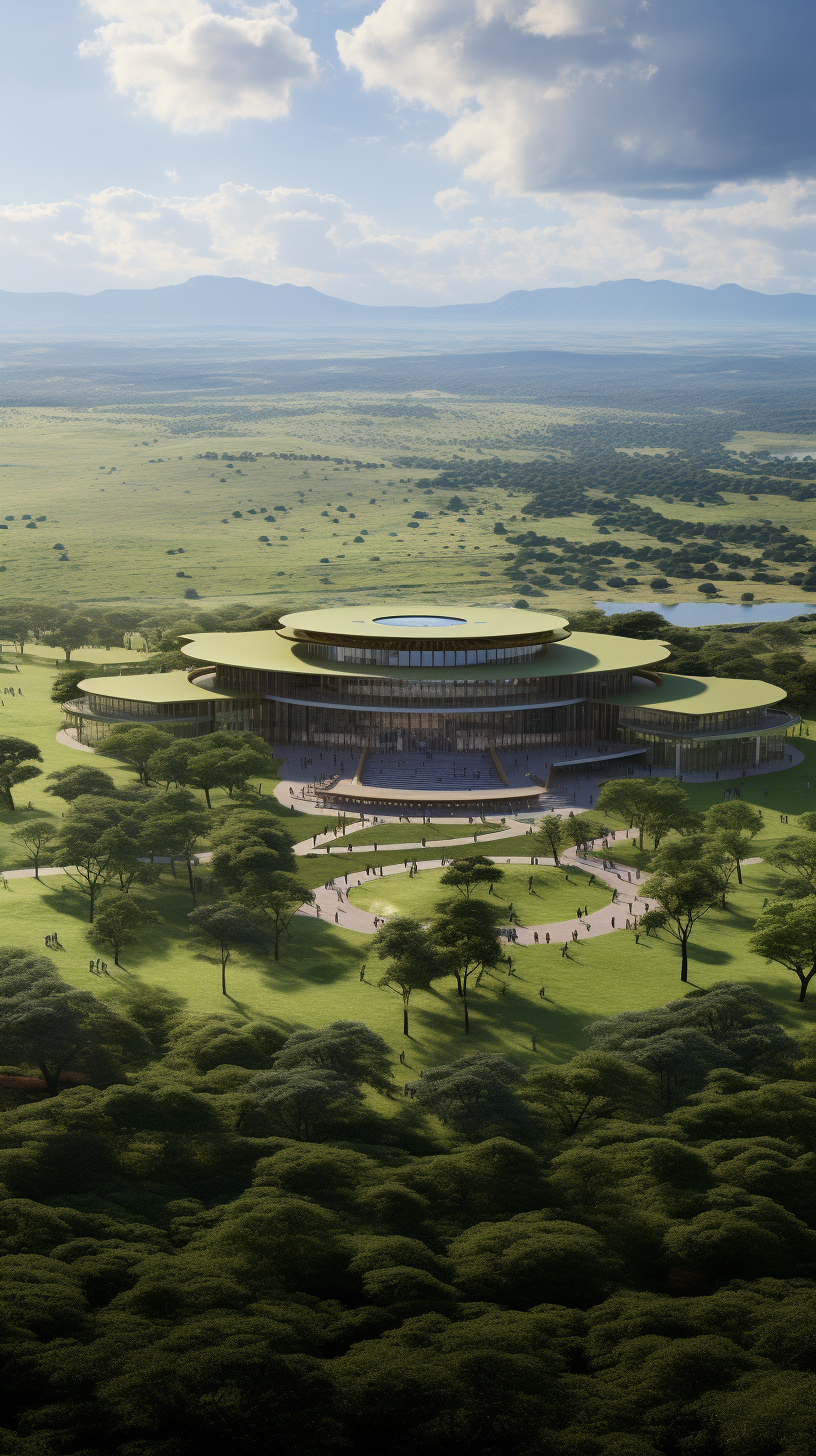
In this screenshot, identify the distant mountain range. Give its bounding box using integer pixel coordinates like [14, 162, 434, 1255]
[1, 274, 814, 328]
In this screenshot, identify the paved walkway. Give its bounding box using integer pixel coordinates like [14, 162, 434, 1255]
[56, 728, 95, 753]
[296, 845, 660, 946]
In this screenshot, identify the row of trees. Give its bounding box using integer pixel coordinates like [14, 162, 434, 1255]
[2, 597, 289, 665]
[5, 727, 316, 984]
[547, 779, 816, 1002]
[97, 724, 274, 806]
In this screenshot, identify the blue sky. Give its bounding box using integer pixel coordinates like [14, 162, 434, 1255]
[1, 0, 813, 302]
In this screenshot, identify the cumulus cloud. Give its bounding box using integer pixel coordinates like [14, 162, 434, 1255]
[79, 1, 319, 132]
[1, 179, 814, 301]
[435, 188, 475, 213]
[337, 0, 816, 197]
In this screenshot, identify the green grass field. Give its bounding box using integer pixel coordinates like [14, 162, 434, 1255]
[3, 397, 816, 615]
[349, 863, 611, 926]
[342, 821, 503, 847]
[2, 854, 812, 1083]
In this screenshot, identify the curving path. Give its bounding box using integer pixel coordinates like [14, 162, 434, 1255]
[296, 846, 659, 947]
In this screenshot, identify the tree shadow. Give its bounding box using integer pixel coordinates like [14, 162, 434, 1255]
[687, 943, 732, 966]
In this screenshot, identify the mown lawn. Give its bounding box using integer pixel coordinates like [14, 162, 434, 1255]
[4, 659, 816, 1082]
[3, 853, 813, 1086]
[349, 863, 611, 927]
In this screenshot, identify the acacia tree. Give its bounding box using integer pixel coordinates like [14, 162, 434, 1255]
[0, 611, 32, 655]
[408, 1053, 527, 1139]
[52, 801, 121, 921]
[373, 915, 442, 1036]
[216, 746, 273, 798]
[186, 750, 228, 808]
[42, 617, 93, 662]
[147, 741, 199, 792]
[0, 948, 149, 1094]
[243, 1067, 361, 1140]
[96, 725, 171, 785]
[271, 1020, 393, 1095]
[597, 779, 651, 844]
[10, 819, 56, 879]
[523, 1051, 654, 1134]
[439, 855, 503, 899]
[45, 764, 118, 801]
[255, 877, 314, 960]
[188, 901, 270, 996]
[430, 897, 504, 1033]
[563, 813, 606, 854]
[535, 814, 565, 866]
[142, 796, 211, 901]
[750, 897, 816, 1003]
[640, 861, 725, 981]
[766, 836, 816, 899]
[0, 737, 43, 810]
[598, 779, 696, 851]
[706, 800, 763, 883]
[88, 896, 160, 967]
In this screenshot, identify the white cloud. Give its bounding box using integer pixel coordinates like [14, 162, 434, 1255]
[435, 187, 475, 213]
[1, 178, 814, 301]
[337, 0, 816, 197]
[79, 1, 319, 133]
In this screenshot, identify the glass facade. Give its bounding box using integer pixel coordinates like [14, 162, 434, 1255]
[619, 706, 765, 735]
[60, 609, 793, 781]
[265, 700, 623, 752]
[62, 695, 257, 745]
[303, 642, 546, 667]
[618, 728, 787, 774]
[217, 665, 631, 713]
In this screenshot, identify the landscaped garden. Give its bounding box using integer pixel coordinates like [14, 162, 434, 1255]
[2, 652, 815, 1076]
[350, 862, 611, 928]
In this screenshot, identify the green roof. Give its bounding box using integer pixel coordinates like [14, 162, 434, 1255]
[180, 630, 672, 681]
[610, 673, 787, 715]
[78, 670, 245, 705]
[279, 604, 568, 642]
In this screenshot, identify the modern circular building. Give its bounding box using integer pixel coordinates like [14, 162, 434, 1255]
[63, 603, 797, 812]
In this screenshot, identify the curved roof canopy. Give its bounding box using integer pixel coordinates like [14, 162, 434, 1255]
[610, 673, 787, 715]
[277, 603, 570, 649]
[78, 670, 242, 705]
[180, 628, 671, 681]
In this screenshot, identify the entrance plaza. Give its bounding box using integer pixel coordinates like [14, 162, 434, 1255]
[63, 602, 800, 815]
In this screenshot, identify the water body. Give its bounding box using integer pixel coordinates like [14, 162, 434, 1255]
[596, 600, 816, 627]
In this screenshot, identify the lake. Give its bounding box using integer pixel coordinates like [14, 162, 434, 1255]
[595, 600, 816, 627]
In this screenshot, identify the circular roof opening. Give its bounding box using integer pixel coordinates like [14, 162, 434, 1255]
[373, 614, 467, 627]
